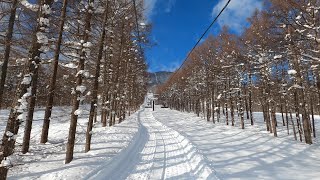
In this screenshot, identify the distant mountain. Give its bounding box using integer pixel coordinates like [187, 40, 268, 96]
[147, 71, 172, 87]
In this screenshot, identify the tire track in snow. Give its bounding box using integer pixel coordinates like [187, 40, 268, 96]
[125, 110, 168, 180]
[148, 119, 167, 179]
[86, 108, 149, 180]
[148, 119, 190, 179]
[159, 133, 167, 179]
[127, 109, 219, 179]
[125, 112, 158, 180]
[87, 108, 219, 180]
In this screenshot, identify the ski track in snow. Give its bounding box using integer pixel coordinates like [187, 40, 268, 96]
[1, 103, 320, 180]
[89, 108, 217, 180]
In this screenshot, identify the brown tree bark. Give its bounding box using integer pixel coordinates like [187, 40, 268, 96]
[65, 0, 94, 164]
[22, 0, 54, 154]
[40, 0, 68, 144]
[85, 5, 109, 152]
[271, 101, 277, 137]
[0, 0, 18, 110]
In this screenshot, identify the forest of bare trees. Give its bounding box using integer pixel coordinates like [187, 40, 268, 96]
[0, 0, 149, 178]
[158, 0, 319, 145]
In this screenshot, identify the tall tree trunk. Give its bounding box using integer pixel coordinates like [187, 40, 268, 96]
[294, 91, 303, 142]
[0, 88, 25, 179]
[290, 110, 297, 141]
[301, 91, 312, 144]
[206, 98, 210, 121]
[229, 89, 235, 126]
[224, 81, 229, 125]
[41, 0, 68, 144]
[280, 103, 285, 126]
[109, 94, 115, 127]
[271, 102, 277, 137]
[0, 0, 18, 109]
[211, 88, 215, 123]
[310, 96, 316, 138]
[65, 0, 94, 164]
[239, 90, 244, 129]
[85, 4, 108, 153]
[285, 99, 290, 135]
[22, 0, 54, 154]
[249, 72, 254, 125]
[244, 87, 249, 120]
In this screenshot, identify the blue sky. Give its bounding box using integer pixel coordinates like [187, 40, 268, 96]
[144, 0, 263, 72]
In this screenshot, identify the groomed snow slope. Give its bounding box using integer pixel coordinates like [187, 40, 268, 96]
[1, 105, 320, 179]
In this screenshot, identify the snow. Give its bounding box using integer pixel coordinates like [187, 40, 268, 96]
[289, 84, 304, 90]
[60, 62, 77, 69]
[0, 106, 139, 179]
[21, 74, 32, 85]
[41, 4, 52, 15]
[89, 109, 217, 180]
[20, 0, 39, 12]
[153, 108, 320, 180]
[6, 131, 14, 137]
[16, 87, 32, 114]
[39, 17, 49, 26]
[288, 69, 297, 75]
[76, 70, 90, 78]
[1, 102, 319, 179]
[76, 85, 86, 93]
[73, 109, 83, 115]
[0, 158, 11, 168]
[273, 55, 282, 59]
[83, 42, 93, 48]
[36, 32, 48, 44]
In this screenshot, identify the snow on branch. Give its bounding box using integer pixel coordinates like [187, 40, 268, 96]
[20, 0, 39, 12]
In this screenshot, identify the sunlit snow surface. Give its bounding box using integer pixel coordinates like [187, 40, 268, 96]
[1, 105, 319, 179]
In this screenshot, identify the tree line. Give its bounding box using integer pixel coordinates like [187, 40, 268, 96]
[158, 0, 319, 145]
[0, 0, 150, 178]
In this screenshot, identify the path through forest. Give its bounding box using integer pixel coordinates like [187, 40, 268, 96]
[3, 105, 320, 179]
[88, 108, 217, 180]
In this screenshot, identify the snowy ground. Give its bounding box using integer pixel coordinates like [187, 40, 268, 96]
[1, 104, 319, 179]
[154, 108, 320, 180]
[0, 106, 140, 179]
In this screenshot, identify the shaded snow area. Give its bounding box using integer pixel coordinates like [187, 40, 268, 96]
[1, 105, 320, 179]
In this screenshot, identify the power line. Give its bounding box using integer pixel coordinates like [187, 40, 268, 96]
[166, 0, 232, 83]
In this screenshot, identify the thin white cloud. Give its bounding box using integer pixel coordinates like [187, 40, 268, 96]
[212, 0, 263, 33]
[165, 0, 176, 13]
[148, 57, 181, 72]
[160, 60, 180, 72]
[143, 0, 176, 20]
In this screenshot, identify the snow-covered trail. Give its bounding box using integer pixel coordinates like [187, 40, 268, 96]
[2, 104, 320, 179]
[90, 108, 217, 180]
